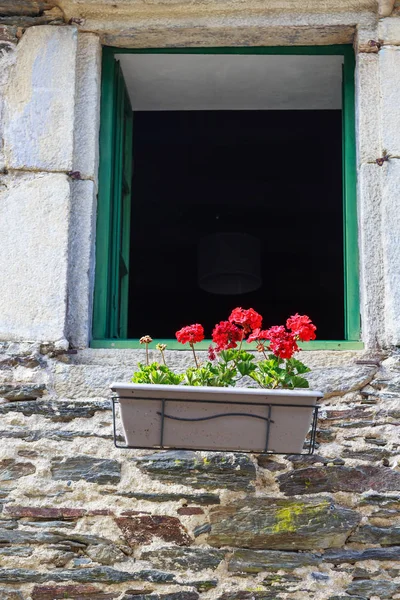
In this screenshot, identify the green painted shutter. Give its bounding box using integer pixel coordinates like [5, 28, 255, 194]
[93, 51, 133, 339]
[341, 50, 360, 341]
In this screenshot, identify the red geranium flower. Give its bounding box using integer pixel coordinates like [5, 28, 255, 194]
[265, 325, 299, 360]
[208, 345, 217, 361]
[228, 307, 263, 334]
[176, 324, 205, 345]
[212, 320, 242, 352]
[247, 328, 270, 343]
[286, 314, 316, 342]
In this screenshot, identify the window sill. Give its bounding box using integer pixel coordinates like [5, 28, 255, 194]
[90, 339, 364, 351]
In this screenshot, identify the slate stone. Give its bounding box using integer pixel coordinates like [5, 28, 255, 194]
[188, 580, 218, 592]
[0, 528, 114, 546]
[104, 492, 220, 504]
[141, 547, 226, 571]
[311, 572, 329, 581]
[0, 546, 33, 556]
[256, 456, 286, 471]
[0, 399, 110, 420]
[177, 507, 204, 515]
[4, 505, 86, 518]
[349, 525, 400, 545]
[31, 585, 120, 600]
[342, 447, 393, 461]
[193, 523, 211, 537]
[51, 457, 121, 485]
[0, 568, 175, 584]
[85, 543, 127, 565]
[217, 592, 277, 600]
[287, 454, 334, 469]
[0, 383, 45, 400]
[133, 451, 256, 490]
[228, 549, 321, 573]
[0, 429, 113, 442]
[122, 594, 198, 600]
[359, 493, 400, 508]
[116, 515, 191, 546]
[0, 354, 40, 369]
[23, 520, 76, 528]
[207, 497, 360, 549]
[0, 459, 35, 482]
[0, 519, 18, 529]
[305, 365, 377, 398]
[346, 579, 400, 598]
[278, 466, 400, 495]
[323, 408, 375, 421]
[0, 590, 24, 600]
[322, 547, 400, 564]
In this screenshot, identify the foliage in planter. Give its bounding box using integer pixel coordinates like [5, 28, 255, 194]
[132, 308, 316, 390]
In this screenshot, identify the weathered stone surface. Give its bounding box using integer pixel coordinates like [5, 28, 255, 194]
[207, 497, 360, 549]
[322, 546, 400, 564]
[0, 399, 110, 420]
[0, 546, 33, 556]
[256, 456, 286, 471]
[72, 33, 101, 181]
[278, 466, 400, 495]
[105, 492, 220, 504]
[356, 53, 380, 164]
[0, 590, 23, 600]
[228, 548, 321, 573]
[0, 567, 175, 584]
[0, 519, 17, 529]
[0, 528, 113, 546]
[31, 585, 120, 600]
[177, 507, 204, 515]
[4, 506, 86, 518]
[0, 429, 113, 442]
[67, 179, 98, 349]
[116, 515, 191, 546]
[342, 447, 394, 461]
[287, 454, 334, 469]
[0, 353, 41, 369]
[51, 457, 121, 485]
[305, 365, 377, 398]
[193, 523, 211, 537]
[142, 547, 225, 572]
[349, 525, 400, 545]
[346, 579, 400, 598]
[0, 383, 45, 400]
[0, 1, 58, 17]
[0, 173, 70, 343]
[133, 451, 256, 490]
[217, 592, 276, 600]
[359, 493, 400, 507]
[381, 160, 400, 346]
[86, 543, 127, 565]
[122, 594, 198, 600]
[0, 459, 35, 482]
[357, 163, 386, 347]
[23, 520, 76, 529]
[4, 26, 77, 171]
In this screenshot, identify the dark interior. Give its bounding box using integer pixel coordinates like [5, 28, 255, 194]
[128, 110, 344, 340]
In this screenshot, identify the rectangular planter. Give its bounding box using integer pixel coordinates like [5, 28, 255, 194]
[111, 383, 323, 454]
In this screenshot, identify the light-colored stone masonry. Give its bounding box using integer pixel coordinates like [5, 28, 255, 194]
[0, 2, 399, 598]
[1, 5, 400, 347]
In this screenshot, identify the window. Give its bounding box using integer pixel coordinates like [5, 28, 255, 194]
[92, 46, 361, 350]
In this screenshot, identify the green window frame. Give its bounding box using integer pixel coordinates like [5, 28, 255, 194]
[92, 45, 362, 351]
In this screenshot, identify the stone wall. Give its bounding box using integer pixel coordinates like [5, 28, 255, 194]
[0, 346, 399, 599]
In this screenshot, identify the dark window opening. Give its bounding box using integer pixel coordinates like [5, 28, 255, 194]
[128, 110, 343, 340]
